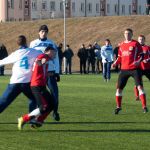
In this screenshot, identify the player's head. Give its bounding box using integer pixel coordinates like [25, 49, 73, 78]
[44, 45, 56, 59]
[105, 39, 111, 46]
[39, 25, 49, 39]
[17, 35, 27, 46]
[138, 35, 145, 45]
[124, 28, 133, 41]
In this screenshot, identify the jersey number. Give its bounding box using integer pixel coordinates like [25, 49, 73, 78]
[20, 57, 29, 69]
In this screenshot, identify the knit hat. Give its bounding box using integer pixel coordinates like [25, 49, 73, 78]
[39, 25, 49, 32]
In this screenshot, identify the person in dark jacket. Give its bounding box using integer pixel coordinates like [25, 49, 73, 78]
[0, 43, 8, 75]
[113, 44, 120, 73]
[63, 45, 74, 74]
[77, 44, 88, 74]
[57, 43, 63, 74]
[87, 44, 95, 74]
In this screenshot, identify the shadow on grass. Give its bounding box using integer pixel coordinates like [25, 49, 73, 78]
[0, 122, 150, 133]
[0, 121, 150, 125]
[0, 129, 150, 133]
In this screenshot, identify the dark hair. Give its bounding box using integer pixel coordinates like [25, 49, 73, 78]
[139, 35, 145, 40]
[17, 35, 27, 46]
[39, 25, 49, 33]
[67, 44, 70, 47]
[105, 39, 110, 43]
[44, 45, 55, 52]
[125, 28, 133, 34]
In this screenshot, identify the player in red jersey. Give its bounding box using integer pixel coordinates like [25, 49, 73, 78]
[18, 45, 56, 130]
[112, 28, 148, 114]
[134, 35, 150, 101]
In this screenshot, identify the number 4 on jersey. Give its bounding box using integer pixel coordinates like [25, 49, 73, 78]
[20, 57, 29, 69]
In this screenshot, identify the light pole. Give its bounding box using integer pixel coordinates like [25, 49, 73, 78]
[62, 0, 66, 73]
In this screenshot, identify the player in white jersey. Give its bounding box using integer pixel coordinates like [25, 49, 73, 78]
[30, 25, 60, 121]
[0, 35, 42, 114]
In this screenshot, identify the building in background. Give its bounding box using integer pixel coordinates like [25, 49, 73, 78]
[0, 0, 30, 22]
[0, 0, 149, 22]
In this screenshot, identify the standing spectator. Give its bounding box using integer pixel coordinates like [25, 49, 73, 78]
[113, 44, 120, 73]
[0, 43, 8, 75]
[112, 28, 147, 114]
[101, 39, 113, 82]
[93, 42, 102, 74]
[87, 44, 95, 74]
[57, 43, 63, 74]
[63, 45, 74, 74]
[30, 25, 60, 121]
[146, 0, 150, 15]
[77, 44, 88, 74]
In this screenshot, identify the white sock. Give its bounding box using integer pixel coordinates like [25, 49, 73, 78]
[29, 108, 41, 117]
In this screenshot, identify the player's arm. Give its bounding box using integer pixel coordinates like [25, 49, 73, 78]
[112, 48, 121, 67]
[0, 51, 21, 66]
[36, 55, 49, 66]
[134, 44, 143, 66]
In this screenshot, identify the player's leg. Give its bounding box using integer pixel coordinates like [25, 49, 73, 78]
[133, 70, 147, 113]
[0, 84, 21, 113]
[134, 85, 139, 100]
[115, 71, 129, 114]
[18, 86, 52, 130]
[134, 70, 143, 101]
[144, 70, 150, 81]
[47, 75, 60, 121]
[21, 83, 37, 112]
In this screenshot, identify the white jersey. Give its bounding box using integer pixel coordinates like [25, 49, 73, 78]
[0, 47, 42, 84]
[30, 38, 59, 73]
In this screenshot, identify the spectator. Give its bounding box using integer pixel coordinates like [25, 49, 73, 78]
[113, 43, 120, 73]
[93, 42, 102, 74]
[101, 39, 113, 82]
[87, 44, 95, 74]
[77, 44, 88, 74]
[57, 43, 63, 74]
[0, 43, 8, 75]
[63, 45, 74, 74]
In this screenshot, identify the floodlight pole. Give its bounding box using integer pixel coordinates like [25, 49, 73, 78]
[63, 0, 66, 73]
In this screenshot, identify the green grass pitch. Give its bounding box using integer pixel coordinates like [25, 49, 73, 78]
[0, 73, 150, 150]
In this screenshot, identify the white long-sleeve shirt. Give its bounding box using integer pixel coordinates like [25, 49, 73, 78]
[0, 47, 42, 84]
[30, 38, 59, 74]
[101, 45, 113, 63]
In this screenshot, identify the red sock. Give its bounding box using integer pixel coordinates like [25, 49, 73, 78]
[139, 94, 146, 108]
[116, 96, 122, 108]
[134, 86, 139, 98]
[23, 114, 30, 122]
[37, 111, 50, 123]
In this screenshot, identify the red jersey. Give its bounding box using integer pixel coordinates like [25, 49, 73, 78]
[140, 45, 150, 70]
[31, 54, 49, 86]
[115, 40, 142, 70]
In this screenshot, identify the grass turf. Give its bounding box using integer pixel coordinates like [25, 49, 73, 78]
[0, 73, 150, 150]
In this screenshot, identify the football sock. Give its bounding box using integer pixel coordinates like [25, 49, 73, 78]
[29, 108, 41, 117]
[139, 94, 146, 108]
[134, 86, 139, 98]
[116, 96, 122, 108]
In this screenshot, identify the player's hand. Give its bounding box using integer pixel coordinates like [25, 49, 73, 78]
[41, 58, 47, 64]
[143, 59, 148, 63]
[55, 73, 60, 82]
[133, 61, 140, 66]
[112, 63, 116, 68]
